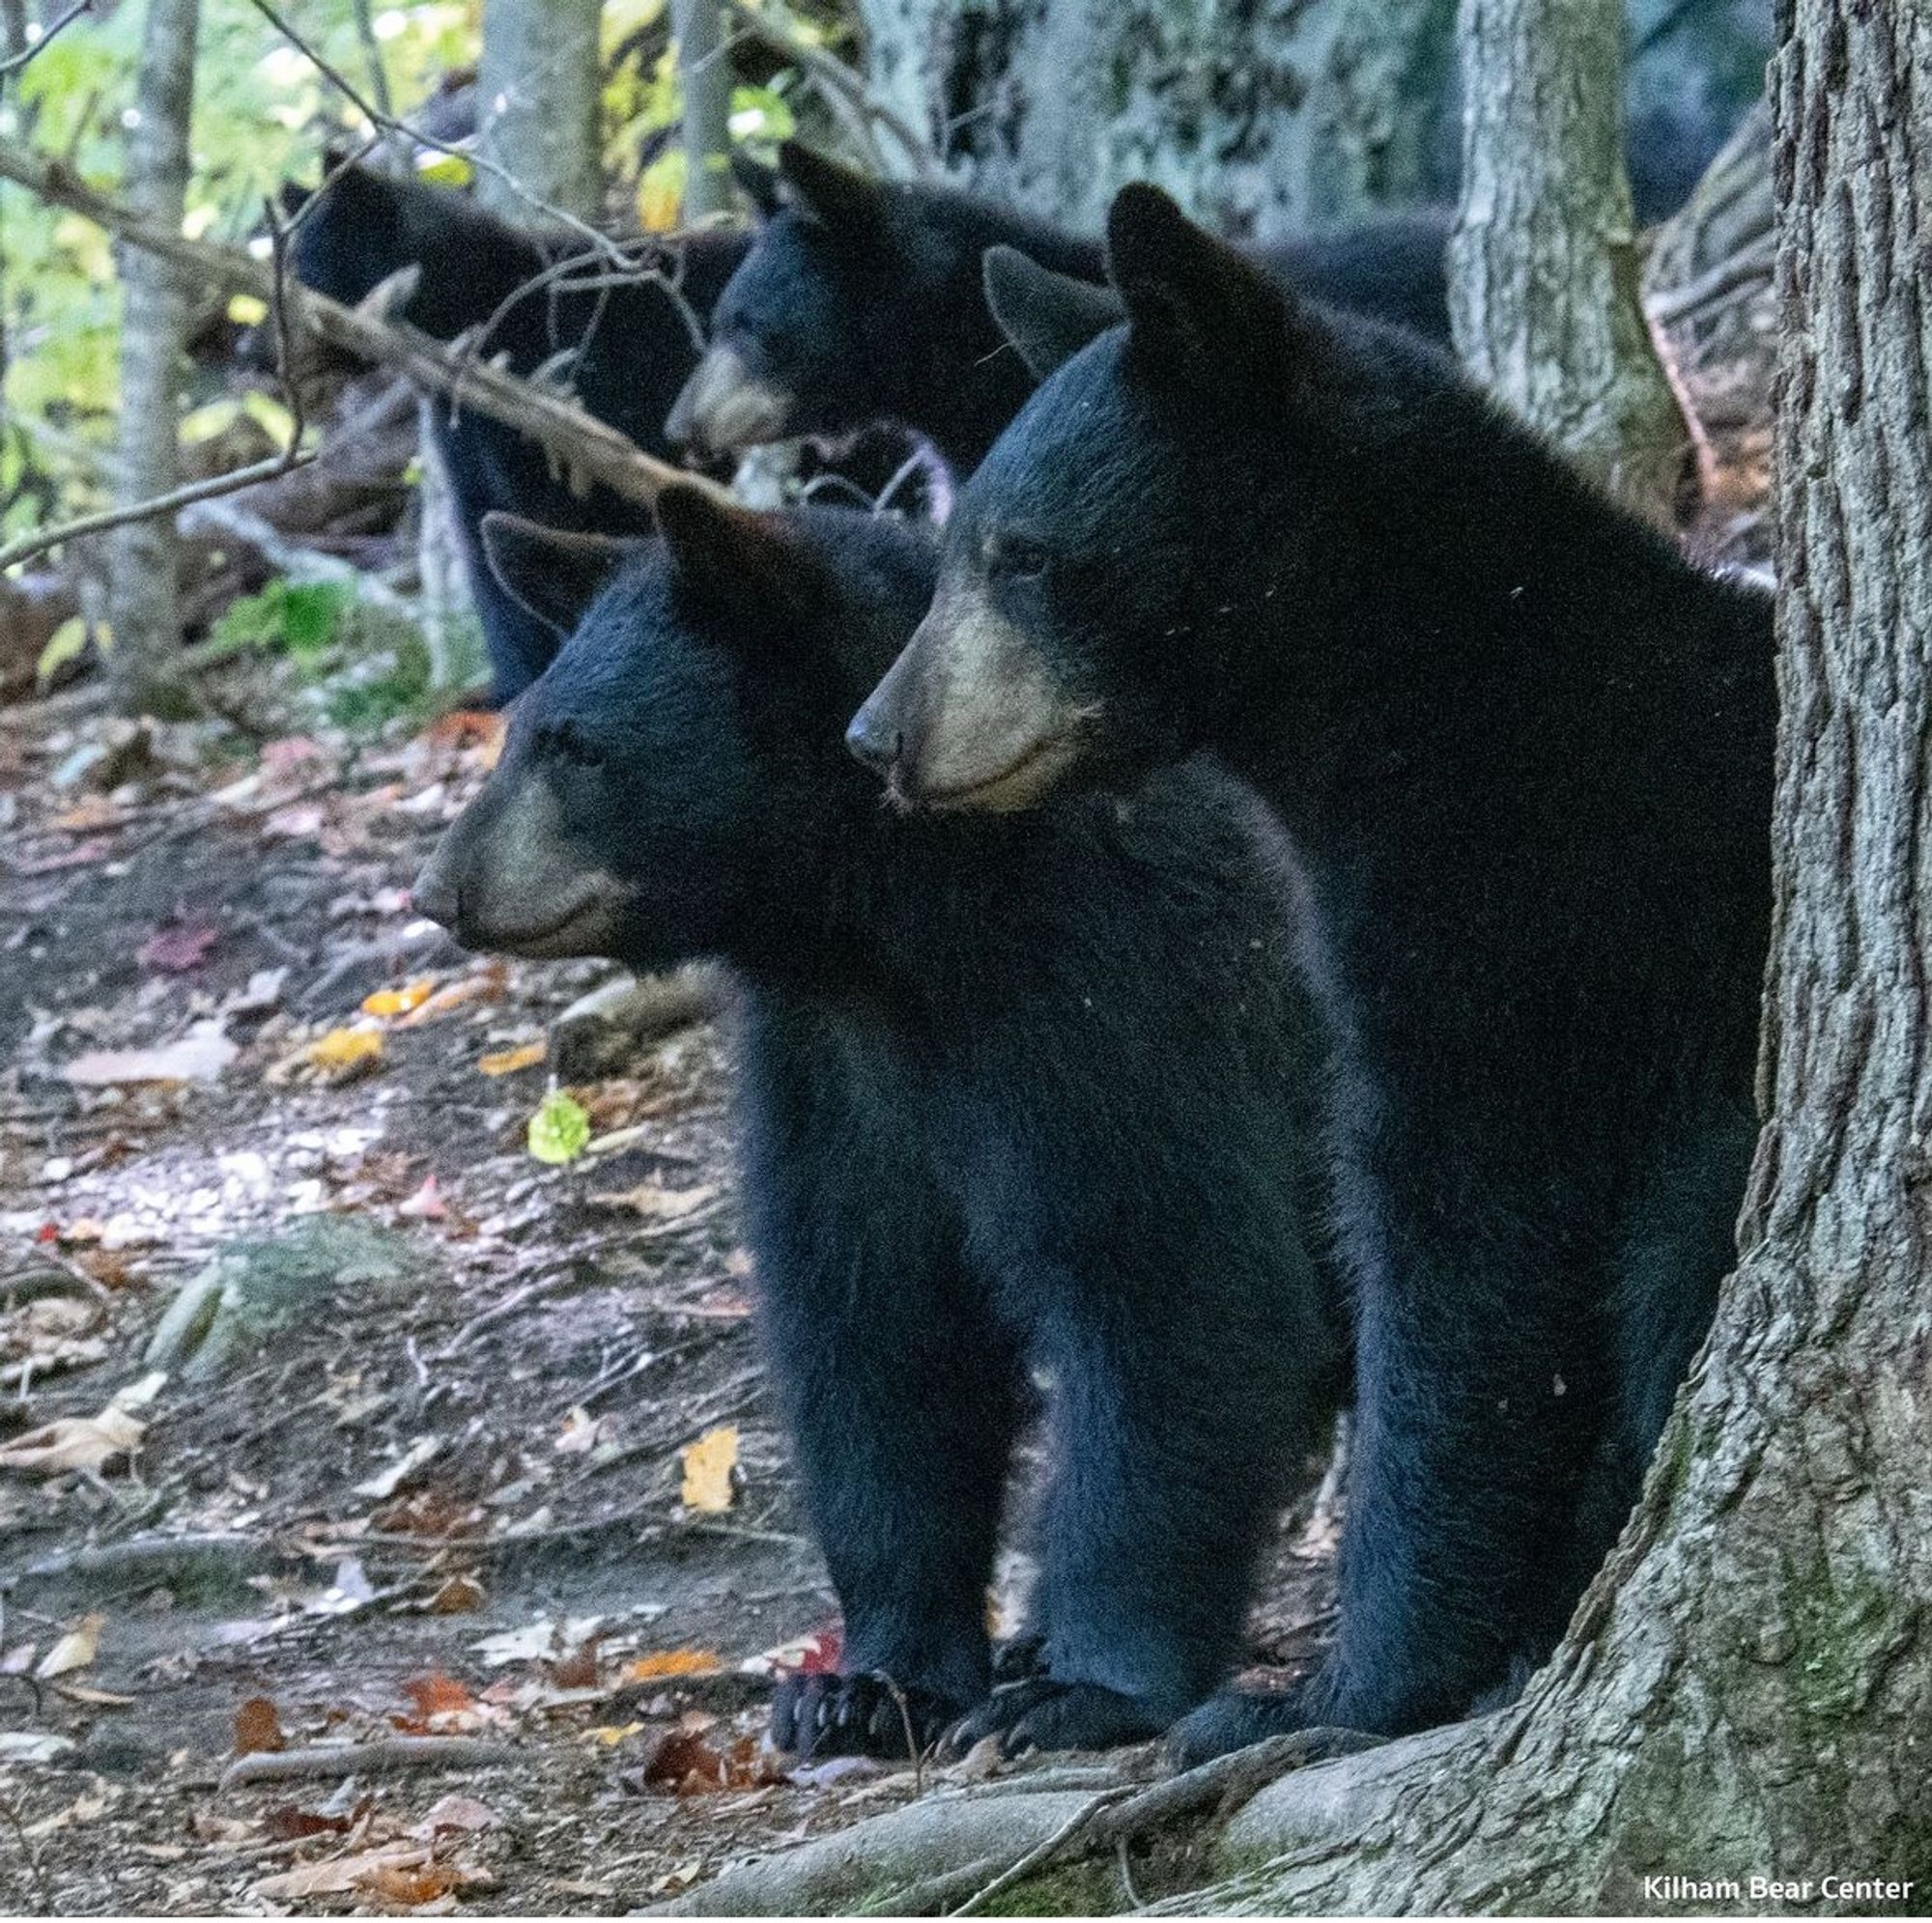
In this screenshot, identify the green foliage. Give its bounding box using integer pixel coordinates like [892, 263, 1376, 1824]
[1, 0, 479, 531]
[528, 1089, 591, 1165]
[211, 576, 352, 660]
[210, 575, 468, 736]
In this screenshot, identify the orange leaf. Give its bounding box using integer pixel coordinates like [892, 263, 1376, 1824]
[401, 1673, 474, 1720]
[621, 1648, 722, 1683]
[478, 1039, 547, 1077]
[234, 1695, 285, 1756]
[362, 978, 436, 1018]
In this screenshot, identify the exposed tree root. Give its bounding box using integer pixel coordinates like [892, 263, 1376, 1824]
[648, 1727, 1401, 1916]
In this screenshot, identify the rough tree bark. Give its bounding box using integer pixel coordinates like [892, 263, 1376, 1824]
[673, 0, 734, 220]
[857, 0, 1457, 236]
[106, 0, 200, 713]
[475, 0, 604, 223]
[1450, 0, 1693, 524]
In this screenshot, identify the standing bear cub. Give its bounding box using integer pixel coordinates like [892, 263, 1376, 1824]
[413, 493, 1346, 1759]
[852, 185, 1776, 1760]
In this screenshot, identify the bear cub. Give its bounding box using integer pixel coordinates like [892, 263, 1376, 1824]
[414, 493, 1345, 1759]
[854, 184, 1776, 1763]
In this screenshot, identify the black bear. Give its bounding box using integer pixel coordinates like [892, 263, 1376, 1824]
[848, 185, 1776, 1760]
[282, 160, 751, 701]
[665, 142, 1452, 476]
[412, 492, 1345, 1758]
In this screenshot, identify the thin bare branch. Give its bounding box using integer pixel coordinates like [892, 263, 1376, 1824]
[242, 0, 631, 265]
[0, 446, 318, 573]
[0, 0, 95, 82]
[0, 135, 715, 522]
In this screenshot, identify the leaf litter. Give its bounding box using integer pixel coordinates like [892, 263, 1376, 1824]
[0, 693, 1339, 1911]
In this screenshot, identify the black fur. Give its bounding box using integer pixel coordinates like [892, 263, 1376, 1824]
[680, 143, 1451, 474]
[424, 502, 1345, 1758]
[870, 185, 1776, 1756]
[284, 161, 748, 700]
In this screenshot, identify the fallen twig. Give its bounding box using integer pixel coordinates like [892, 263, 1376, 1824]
[218, 1735, 522, 1790]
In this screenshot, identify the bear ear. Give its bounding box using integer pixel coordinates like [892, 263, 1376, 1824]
[982, 245, 1121, 382]
[777, 141, 886, 237]
[730, 153, 785, 220]
[654, 482, 824, 630]
[1105, 183, 1299, 393]
[278, 180, 312, 216]
[482, 514, 634, 647]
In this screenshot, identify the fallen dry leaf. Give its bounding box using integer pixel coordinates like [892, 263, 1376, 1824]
[415, 1794, 497, 1837]
[0, 1373, 160, 1475]
[397, 1174, 447, 1221]
[394, 1673, 485, 1734]
[363, 978, 437, 1018]
[35, 1613, 101, 1679]
[425, 1573, 486, 1616]
[396, 966, 505, 1027]
[743, 1624, 842, 1679]
[136, 919, 220, 974]
[591, 1179, 720, 1219]
[303, 1025, 385, 1074]
[64, 1021, 235, 1087]
[546, 1635, 604, 1691]
[679, 1424, 740, 1513]
[621, 1648, 723, 1683]
[554, 1406, 605, 1456]
[233, 1695, 285, 1756]
[260, 1800, 358, 1841]
[354, 1433, 442, 1499]
[249, 1842, 488, 1903]
[630, 1724, 781, 1796]
[478, 1039, 547, 1077]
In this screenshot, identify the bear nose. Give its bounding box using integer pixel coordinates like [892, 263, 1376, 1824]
[843, 698, 902, 778]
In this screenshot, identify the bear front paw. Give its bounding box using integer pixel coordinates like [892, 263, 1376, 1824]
[770, 1670, 964, 1763]
[946, 1678, 1168, 1757]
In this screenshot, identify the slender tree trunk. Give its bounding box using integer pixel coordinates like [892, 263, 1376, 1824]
[106, 0, 199, 714]
[1152, 6, 1932, 1906]
[1450, 0, 1692, 524]
[673, 0, 733, 221]
[857, 0, 1457, 237]
[476, 0, 604, 224]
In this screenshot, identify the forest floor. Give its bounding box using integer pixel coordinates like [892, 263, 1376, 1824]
[0, 685, 1339, 1918]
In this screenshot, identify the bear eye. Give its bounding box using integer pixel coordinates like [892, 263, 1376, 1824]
[546, 719, 605, 768]
[983, 530, 1051, 581]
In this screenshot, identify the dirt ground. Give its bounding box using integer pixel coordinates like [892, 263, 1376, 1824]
[0, 686, 1339, 1918]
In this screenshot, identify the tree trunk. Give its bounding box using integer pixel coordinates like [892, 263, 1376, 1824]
[106, 0, 199, 714]
[673, 0, 734, 220]
[476, 0, 605, 224]
[856, 0, 1457, 237]
[1156, 5, 1932, 1906]
[1450, 0, 1692, 525]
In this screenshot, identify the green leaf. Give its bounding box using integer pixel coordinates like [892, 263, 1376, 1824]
[36, 616, 91, 685]
[528, 1090, 592, 1166]
[280, 580, 349, 655]
[416, 153, 473, 188]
